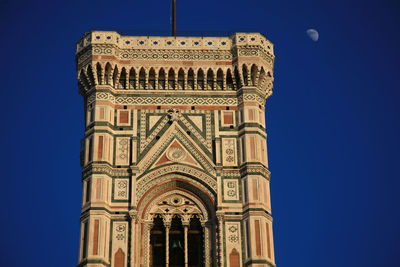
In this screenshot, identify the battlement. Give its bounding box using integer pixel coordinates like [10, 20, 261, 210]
[76, 31, 275, 101]
[76, 31, 274, 55]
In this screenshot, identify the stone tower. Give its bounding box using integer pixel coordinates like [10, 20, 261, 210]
[76, 31, 275, 267]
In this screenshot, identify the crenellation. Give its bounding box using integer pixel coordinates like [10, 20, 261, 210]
[77, 31, 274, 54]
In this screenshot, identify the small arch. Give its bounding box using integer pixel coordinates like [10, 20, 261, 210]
[207, 69, 214, 90]
[187, 68, 195, 90]
[242, 64, 249, 86]
[258, 67, 266, 88]
[129, 68, 136, 89]
[79, 69, 90, 91]
[226, 69, 234, 90]
[197, 69, 204, 90]
[216, 69, 223, 90]
[266, 71, 273, 91]
[104, 63, 112, 85]
[168, 68, 175, 90]
[86, 65, 95, 87]
[149, 68, 156, 90]
[158, 68, 166, 90]
[96, 63, 102, 85]
[178, 68, 185, 90]
[251, 64, 258, 86]
[112, 66, 119, 88]
[234, 66, 241, 88]
[119, 67, 127, 89]
[139, 68, 146, 89]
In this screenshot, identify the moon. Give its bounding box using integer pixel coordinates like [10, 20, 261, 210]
[306, 29, 319, 42]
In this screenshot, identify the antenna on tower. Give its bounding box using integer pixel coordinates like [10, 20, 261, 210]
[172, 0, 176, 36]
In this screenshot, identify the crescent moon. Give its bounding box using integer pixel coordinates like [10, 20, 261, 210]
[306, 29, 319, 42]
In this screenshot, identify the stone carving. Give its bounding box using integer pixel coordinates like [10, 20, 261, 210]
[222, 138, 236, 166]
[223, 179, 239, 201]
[92, 92, 238, 106]
[166, 147, 186, 162]
[113, 222, 127, 243]
[167, 109, 181, 122]
[148, 194, 203, 222]
[114, 178, 129, 200]
[82, 164, 130, 179]
[139, 127, 215, 175]
[136, 170, 216, 206]
[225, 222, 241, 250]
[116, 137, 129, 165]
[115, 224, 126, 241]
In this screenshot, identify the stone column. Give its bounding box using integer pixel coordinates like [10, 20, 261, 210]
[184, 225, 188, 267]
[129, 210, 137, 267]
[216, 214, 225, 267]
[143, 221, 152, 267]
[165, 225, 170, 267]
[202, 221, 211, 267]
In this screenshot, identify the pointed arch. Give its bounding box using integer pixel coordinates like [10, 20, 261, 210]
[112, 66, 119, 88]
[119, 67, 127, 89]
[158, 68, 166, 90]
[226, 69, 234, 90]
[168, 68, 175, 90]
[266, 71, 273, 91]
[242, 64, 249, 86]
[86, 65, 95, 87]
[258, 67, 266, 89]
[251, 64, 258, 86]
[104, 63, 112, 85]
[187, 68, 194, 90]
[207, 69, 214, 90]
[197, 69, 204, 90]
[178, 68, 185, 90]
[229, 248, 240, 267]
[96, 63, 102, 85]
[129, 68, 136, 89]
[114, 248, 125, 267]
[79, 69, 90, 91]
[216, 69, 223, 90]
[234, 66, 241, 89]
[149, 68, 156, 90]
[139, 67, 146, 89]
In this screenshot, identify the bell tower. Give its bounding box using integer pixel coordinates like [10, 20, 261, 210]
[76, 31, 275, 267]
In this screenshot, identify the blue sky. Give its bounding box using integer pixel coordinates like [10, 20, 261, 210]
[0, 0, 399, 266]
